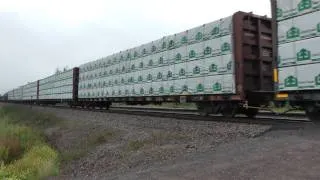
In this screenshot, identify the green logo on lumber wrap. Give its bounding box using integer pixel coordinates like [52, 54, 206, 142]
[297, 49, 311, 61]
[158, 57, 164, 64]
[213, 83, 222, 92]
[316, 74, 320, 86]
[277, 8, 283, 18]
[140, 88, 144, 95]
[148, 59, 153, 66]
[142, 48, 147, 55]
[298, 0, 312, 12]
[159, 87, 164, 93]
[317, 23, 320, 32]
[179, 68, 186, 76]
[227, 61, 232, 71]
[170, 86, 175, 93]
[195, 32, 203, 41]
[204, 47, 212, 55]
[176, 53, 182, 61]
[209, 64, 218, 72]
[287, 27, 300, 39]
[221, 43, 231, 52]
[285, 76, 298, 87]
[181, 36, 188, 44]
[182, 85, 188, 91]
[129, 77, 134, 83]
[211, 27, 220, 36]
[197, 84, 204, 92]
[193, 66, 200, 74]
[189, 50, 196, 58]
[168, 40, 175, 49]
[151, 45, 157, 52]
[149, 87, 154, 94]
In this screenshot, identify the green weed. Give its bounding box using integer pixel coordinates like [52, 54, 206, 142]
[0, 106, 60, 179]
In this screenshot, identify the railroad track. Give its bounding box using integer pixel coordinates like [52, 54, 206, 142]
[109, 106, 310, 126]
[111, 106, 306, 117]
[29, 103, 311, 127]
[3, 102, 310, 127]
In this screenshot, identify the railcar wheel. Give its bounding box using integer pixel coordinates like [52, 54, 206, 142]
[306, 106, 320, 121]
[243, 108, 259, 118]
[106, 104, 111, 110]
[221, 104, 238, 118]
[196, 103, 212, 117]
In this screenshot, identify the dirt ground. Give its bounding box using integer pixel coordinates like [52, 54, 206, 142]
[18, 105, 320, 180]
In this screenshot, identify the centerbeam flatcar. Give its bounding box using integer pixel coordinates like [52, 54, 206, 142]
[4, 3, 320, 121]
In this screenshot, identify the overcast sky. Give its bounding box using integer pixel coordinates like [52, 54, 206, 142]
[0, 0, 271, 94]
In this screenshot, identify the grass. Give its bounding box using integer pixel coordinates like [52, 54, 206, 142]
[0, 105, 62, 129]
[0, 118, 44, 164]
[0, 105, 60, 179]
[268, 101, 304, 114]
[0, 145, 59, 180]
[126, 140, 146, 152]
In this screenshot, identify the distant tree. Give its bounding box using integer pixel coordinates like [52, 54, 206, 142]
[55, 68, 61, 74]
[63, 66, 69, 72]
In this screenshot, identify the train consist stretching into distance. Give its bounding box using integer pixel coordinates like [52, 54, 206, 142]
[2, 0, 320, 121]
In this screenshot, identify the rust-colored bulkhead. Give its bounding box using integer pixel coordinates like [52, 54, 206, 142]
[72, 67, 80, 102]
[233, 12, 273, 101]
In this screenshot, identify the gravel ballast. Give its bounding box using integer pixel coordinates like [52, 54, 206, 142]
[8, 105, 319, 180]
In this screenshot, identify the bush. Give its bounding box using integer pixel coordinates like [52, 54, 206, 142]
[0, 117, 43, 164]
[0, 137, 21, 164]
[0, 145, 59, 180]
[0, 106, 60, 179]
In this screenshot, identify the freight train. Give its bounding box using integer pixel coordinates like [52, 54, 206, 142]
[4, 0, 320, 121]
[0, 93, 8, 102]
